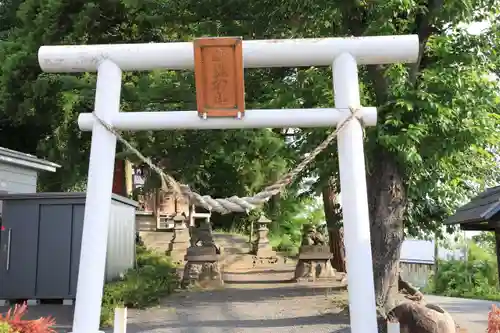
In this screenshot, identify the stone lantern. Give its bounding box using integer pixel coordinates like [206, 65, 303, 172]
[167, 213, 190, 259]
[253, 215, 276, 258]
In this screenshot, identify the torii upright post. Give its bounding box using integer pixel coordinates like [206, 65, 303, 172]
[38, 35, 418, 333]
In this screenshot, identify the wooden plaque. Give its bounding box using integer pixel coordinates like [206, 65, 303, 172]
[193, 37, 245, 118]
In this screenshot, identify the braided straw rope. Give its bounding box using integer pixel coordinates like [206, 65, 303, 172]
[92, 107, 362, 214]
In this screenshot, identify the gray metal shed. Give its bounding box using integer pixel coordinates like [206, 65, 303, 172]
[0, 192, 137, 302]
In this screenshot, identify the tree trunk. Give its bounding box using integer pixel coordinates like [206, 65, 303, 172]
[322, 178, 346, 272]
[367, 148, 407, 319]
[329, 227, 346, 272]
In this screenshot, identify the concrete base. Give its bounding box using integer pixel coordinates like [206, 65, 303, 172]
[63, 299, 74, 306]
[294, 258, 336, 282]
[182, 261, 223, 289]
[0, 299, 75, 307]
[181, 246, 223, 288]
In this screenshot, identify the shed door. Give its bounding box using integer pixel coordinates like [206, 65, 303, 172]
[0, 201, 40, 299]
[35, 204, 74, 299]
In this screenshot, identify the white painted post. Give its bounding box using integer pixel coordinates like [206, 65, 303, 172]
[113, 308, 128, 333]
[333, 53, 378, 333]
[71, 60, 122, 333]
[387, 321, 401, 333]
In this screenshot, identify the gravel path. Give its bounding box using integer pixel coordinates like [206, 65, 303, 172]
[124, 280, 351, 333]
[425, 294, 498, 332]
[124, 233, 352, 332]
[1, 232, 494, 332]
[0, 268, 351, 333]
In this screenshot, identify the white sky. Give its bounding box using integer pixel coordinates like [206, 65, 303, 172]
[465, 20, 491, 34]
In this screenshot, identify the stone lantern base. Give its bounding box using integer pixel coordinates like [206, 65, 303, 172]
[181, 246, 223, 288]
[294, 245, 336, 282]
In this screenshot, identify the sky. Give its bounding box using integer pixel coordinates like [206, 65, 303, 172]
[465, 20, 491, 34]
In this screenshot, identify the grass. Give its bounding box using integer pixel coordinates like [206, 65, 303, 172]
[0, 322, 12, 333]
[269, 233, 300, 257]
[100, 244, 180, 327]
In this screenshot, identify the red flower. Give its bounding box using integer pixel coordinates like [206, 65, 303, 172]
[488, 304, 500, 333]
[0, 302, 56, 333]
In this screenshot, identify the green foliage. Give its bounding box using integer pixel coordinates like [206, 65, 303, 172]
[269, 197, 325, 255]
[100, 245, 179, 327]
[427, 237, 500, 301]
[0, 0, 497, 224]
[473, 231, 497, 253]
[0, 0, 500, 309]
[0, 322, 13, 333]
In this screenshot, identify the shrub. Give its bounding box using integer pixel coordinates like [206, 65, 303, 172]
[0, 322, 12, 333]
[0, 303, 55, 333]
[427, 239, 500, 301]
[100, 244, 179, 327]
[269, 233, 299, 256]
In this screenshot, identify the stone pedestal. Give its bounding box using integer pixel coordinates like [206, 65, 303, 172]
[182, 216, 223, 288]
[294, 245, 336, 282]
[167, 214, 190, 264]
[181, 246, 223, 288]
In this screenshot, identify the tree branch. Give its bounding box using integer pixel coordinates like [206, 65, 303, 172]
[408, 0, 445, 85]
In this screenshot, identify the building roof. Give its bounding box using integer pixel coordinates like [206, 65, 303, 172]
[444, 185, 500, 231]
[0, 192, 138, 207]
[0, 147, 61, 173]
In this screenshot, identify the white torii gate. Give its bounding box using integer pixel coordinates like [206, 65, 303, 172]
[38, 35, 418, 333]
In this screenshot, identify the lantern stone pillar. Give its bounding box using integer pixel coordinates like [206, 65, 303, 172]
[251, 215, 278, 266]
[167, 213, 190, 264]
